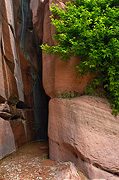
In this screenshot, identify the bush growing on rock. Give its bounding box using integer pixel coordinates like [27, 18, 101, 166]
[41, 0, 119, 115]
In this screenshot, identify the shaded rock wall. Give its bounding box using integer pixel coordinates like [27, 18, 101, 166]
[0, 0, 49, 159]
[0, 117, 16, 159]
[30, 0, 50, 140]
[0, 0, 35, 156]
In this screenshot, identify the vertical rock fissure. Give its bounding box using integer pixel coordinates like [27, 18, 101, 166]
[5, 0, 24, 102]
[20, 0, 49, 140]
[20, 0, 30, 53]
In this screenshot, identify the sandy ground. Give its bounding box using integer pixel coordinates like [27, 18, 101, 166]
[0, 141, 87, 180]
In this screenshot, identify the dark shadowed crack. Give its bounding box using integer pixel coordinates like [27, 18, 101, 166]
[1, 39, 15, 74]
[0, 112, 11, 120]
[93, 163, 119, 177]
[63, 142, 119, 179]
[1, 11, 15, 38]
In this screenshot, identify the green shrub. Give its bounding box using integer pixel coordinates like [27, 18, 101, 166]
[41, 0, 119, 115]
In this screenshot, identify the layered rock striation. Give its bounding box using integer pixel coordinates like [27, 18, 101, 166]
[0, 0, 36, 157]
[30, 0, 119, 179]
[48, 96, 119, 180]
[0, 0, 48, 159]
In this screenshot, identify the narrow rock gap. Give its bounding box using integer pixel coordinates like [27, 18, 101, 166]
[1, 0, 50, 146]
[18, 0, 50, 141]
[93, 163, 119, 177]
[63, 143, 119, 178]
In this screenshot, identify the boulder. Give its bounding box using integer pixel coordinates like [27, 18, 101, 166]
[0, 103, 10, 112]
[42, 0, 95, 98]
[0, 117, 16, 159]
[53, 162, 81, 180]
[48, 96, 119, 180]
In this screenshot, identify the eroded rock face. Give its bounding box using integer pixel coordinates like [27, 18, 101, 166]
[53, 162, 81, 180]
[0, 0, 49, 158]
[30, 0, 49, 41]
[0, 0, 51, 159]
[48, 96, 119, 180]
[0, 0, 36, 152]
[1, 1, 119, 180]
[0, 117, 16, 159]
[42, 0, 95, 98]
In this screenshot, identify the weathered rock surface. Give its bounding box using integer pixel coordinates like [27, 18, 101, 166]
[42, 0, 95, 98]
[10, 119, 27, 148]
[0, 103, 10, 112]
[0, 0, 49, 159]
[0, 112, 12, 120]
[48, 96, 119, 180]
[0, 0, 50, 160]
[30, 0, 49, 41]
[0, 117, 16, 159]
[1, 1, 118, 180]
[53, 162, 81, 180]
[0, 103, 11, 120]
[0, 0, 36, 152]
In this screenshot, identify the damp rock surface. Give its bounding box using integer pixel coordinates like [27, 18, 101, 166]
[0, 141, 87, 180]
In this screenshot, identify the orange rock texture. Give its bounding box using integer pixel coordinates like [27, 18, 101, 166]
[42, 0, 95, 98]
[0, 0, 36, 158]
[1, 1, 119, 180]
[0, 117, 16, 159]
[28, 1, 119, 179]
[48, 96, 119, 180]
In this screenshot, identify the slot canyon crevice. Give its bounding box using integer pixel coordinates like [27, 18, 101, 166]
[0, 1, 119, 180]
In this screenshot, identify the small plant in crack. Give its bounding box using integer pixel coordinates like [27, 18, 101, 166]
[85, 80, 106, 98]
[55, 89, 80, 100]
[43, 155, 48, 160]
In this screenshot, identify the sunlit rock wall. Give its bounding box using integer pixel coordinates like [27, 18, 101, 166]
[49, 96, 119, 180]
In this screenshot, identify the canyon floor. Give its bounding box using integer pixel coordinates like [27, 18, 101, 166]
[0, 141, 87, 180]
